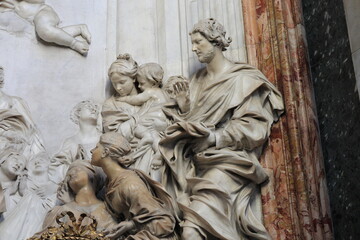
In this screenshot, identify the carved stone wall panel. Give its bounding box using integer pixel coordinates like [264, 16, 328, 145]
[0, 0, 109, 154]
[116, 0, 247, 79]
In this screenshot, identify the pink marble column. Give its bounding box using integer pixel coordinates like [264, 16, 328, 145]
[242, 0, 333, 239]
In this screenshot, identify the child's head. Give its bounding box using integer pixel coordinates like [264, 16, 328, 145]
[91, 132, 132, 167]
[163, 75, 189, 99]
[136, 63, 164, 91]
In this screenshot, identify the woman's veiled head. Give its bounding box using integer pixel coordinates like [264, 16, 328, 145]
[108, 54, 138, 97]
[58, 160, 103, 203]
[91, 132, 132, 168]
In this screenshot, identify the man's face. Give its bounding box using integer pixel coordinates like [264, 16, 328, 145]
[191, 32, 216, 64]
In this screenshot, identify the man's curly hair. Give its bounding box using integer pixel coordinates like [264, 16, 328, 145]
[190, 18, 232, 51]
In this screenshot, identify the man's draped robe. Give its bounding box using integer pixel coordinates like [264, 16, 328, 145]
[159, 63, 284, 240]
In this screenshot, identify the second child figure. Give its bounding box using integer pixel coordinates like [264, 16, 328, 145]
[118, 63, 169, 181]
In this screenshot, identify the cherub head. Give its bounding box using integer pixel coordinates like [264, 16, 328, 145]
[136, 63, 164, 91]
[91, 132, 132, 168]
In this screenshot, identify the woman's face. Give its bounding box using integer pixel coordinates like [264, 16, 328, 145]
[67, 166, 89, 193]
[110, 73, 135, 97]
[90, 143, 105, 167]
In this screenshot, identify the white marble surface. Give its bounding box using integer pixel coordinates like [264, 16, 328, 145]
[0, 0, 247, 155]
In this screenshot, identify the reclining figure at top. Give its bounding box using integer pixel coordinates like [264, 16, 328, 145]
[0, 0, 91, 55]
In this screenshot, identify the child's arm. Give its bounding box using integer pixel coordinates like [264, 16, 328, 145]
[119, 90, 152, 106]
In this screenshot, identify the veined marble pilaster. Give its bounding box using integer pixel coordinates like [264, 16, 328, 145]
[242, 0, 333, 239]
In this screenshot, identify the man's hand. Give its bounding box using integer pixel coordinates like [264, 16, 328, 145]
[173, 81, 190, 113]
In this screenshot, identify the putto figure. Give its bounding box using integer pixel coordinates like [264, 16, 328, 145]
[0, 0, 91, 55]
[160, 18, 284, 240]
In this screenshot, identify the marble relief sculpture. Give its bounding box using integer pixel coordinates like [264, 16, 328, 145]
[159, 18, 284, 240]
[0, 9, 287, 238]
[49, 100, 101, 184]
[0, 0, 91, 55]
[90, 132, 178, 240]
[0, 152, 57, 239]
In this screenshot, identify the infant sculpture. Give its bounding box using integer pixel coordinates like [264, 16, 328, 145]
[0, 0, 91, 55]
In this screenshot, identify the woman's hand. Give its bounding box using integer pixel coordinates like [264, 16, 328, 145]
[105, 220, 135, 239]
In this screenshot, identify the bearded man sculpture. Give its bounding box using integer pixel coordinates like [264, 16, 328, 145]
[159, 18, 284, 240]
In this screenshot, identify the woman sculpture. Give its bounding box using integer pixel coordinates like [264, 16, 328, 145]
[41, 160, 116, 233]
[102, 54, 166, 180]
[91, 131, 178, 240]
[159, 18, 284, 240]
